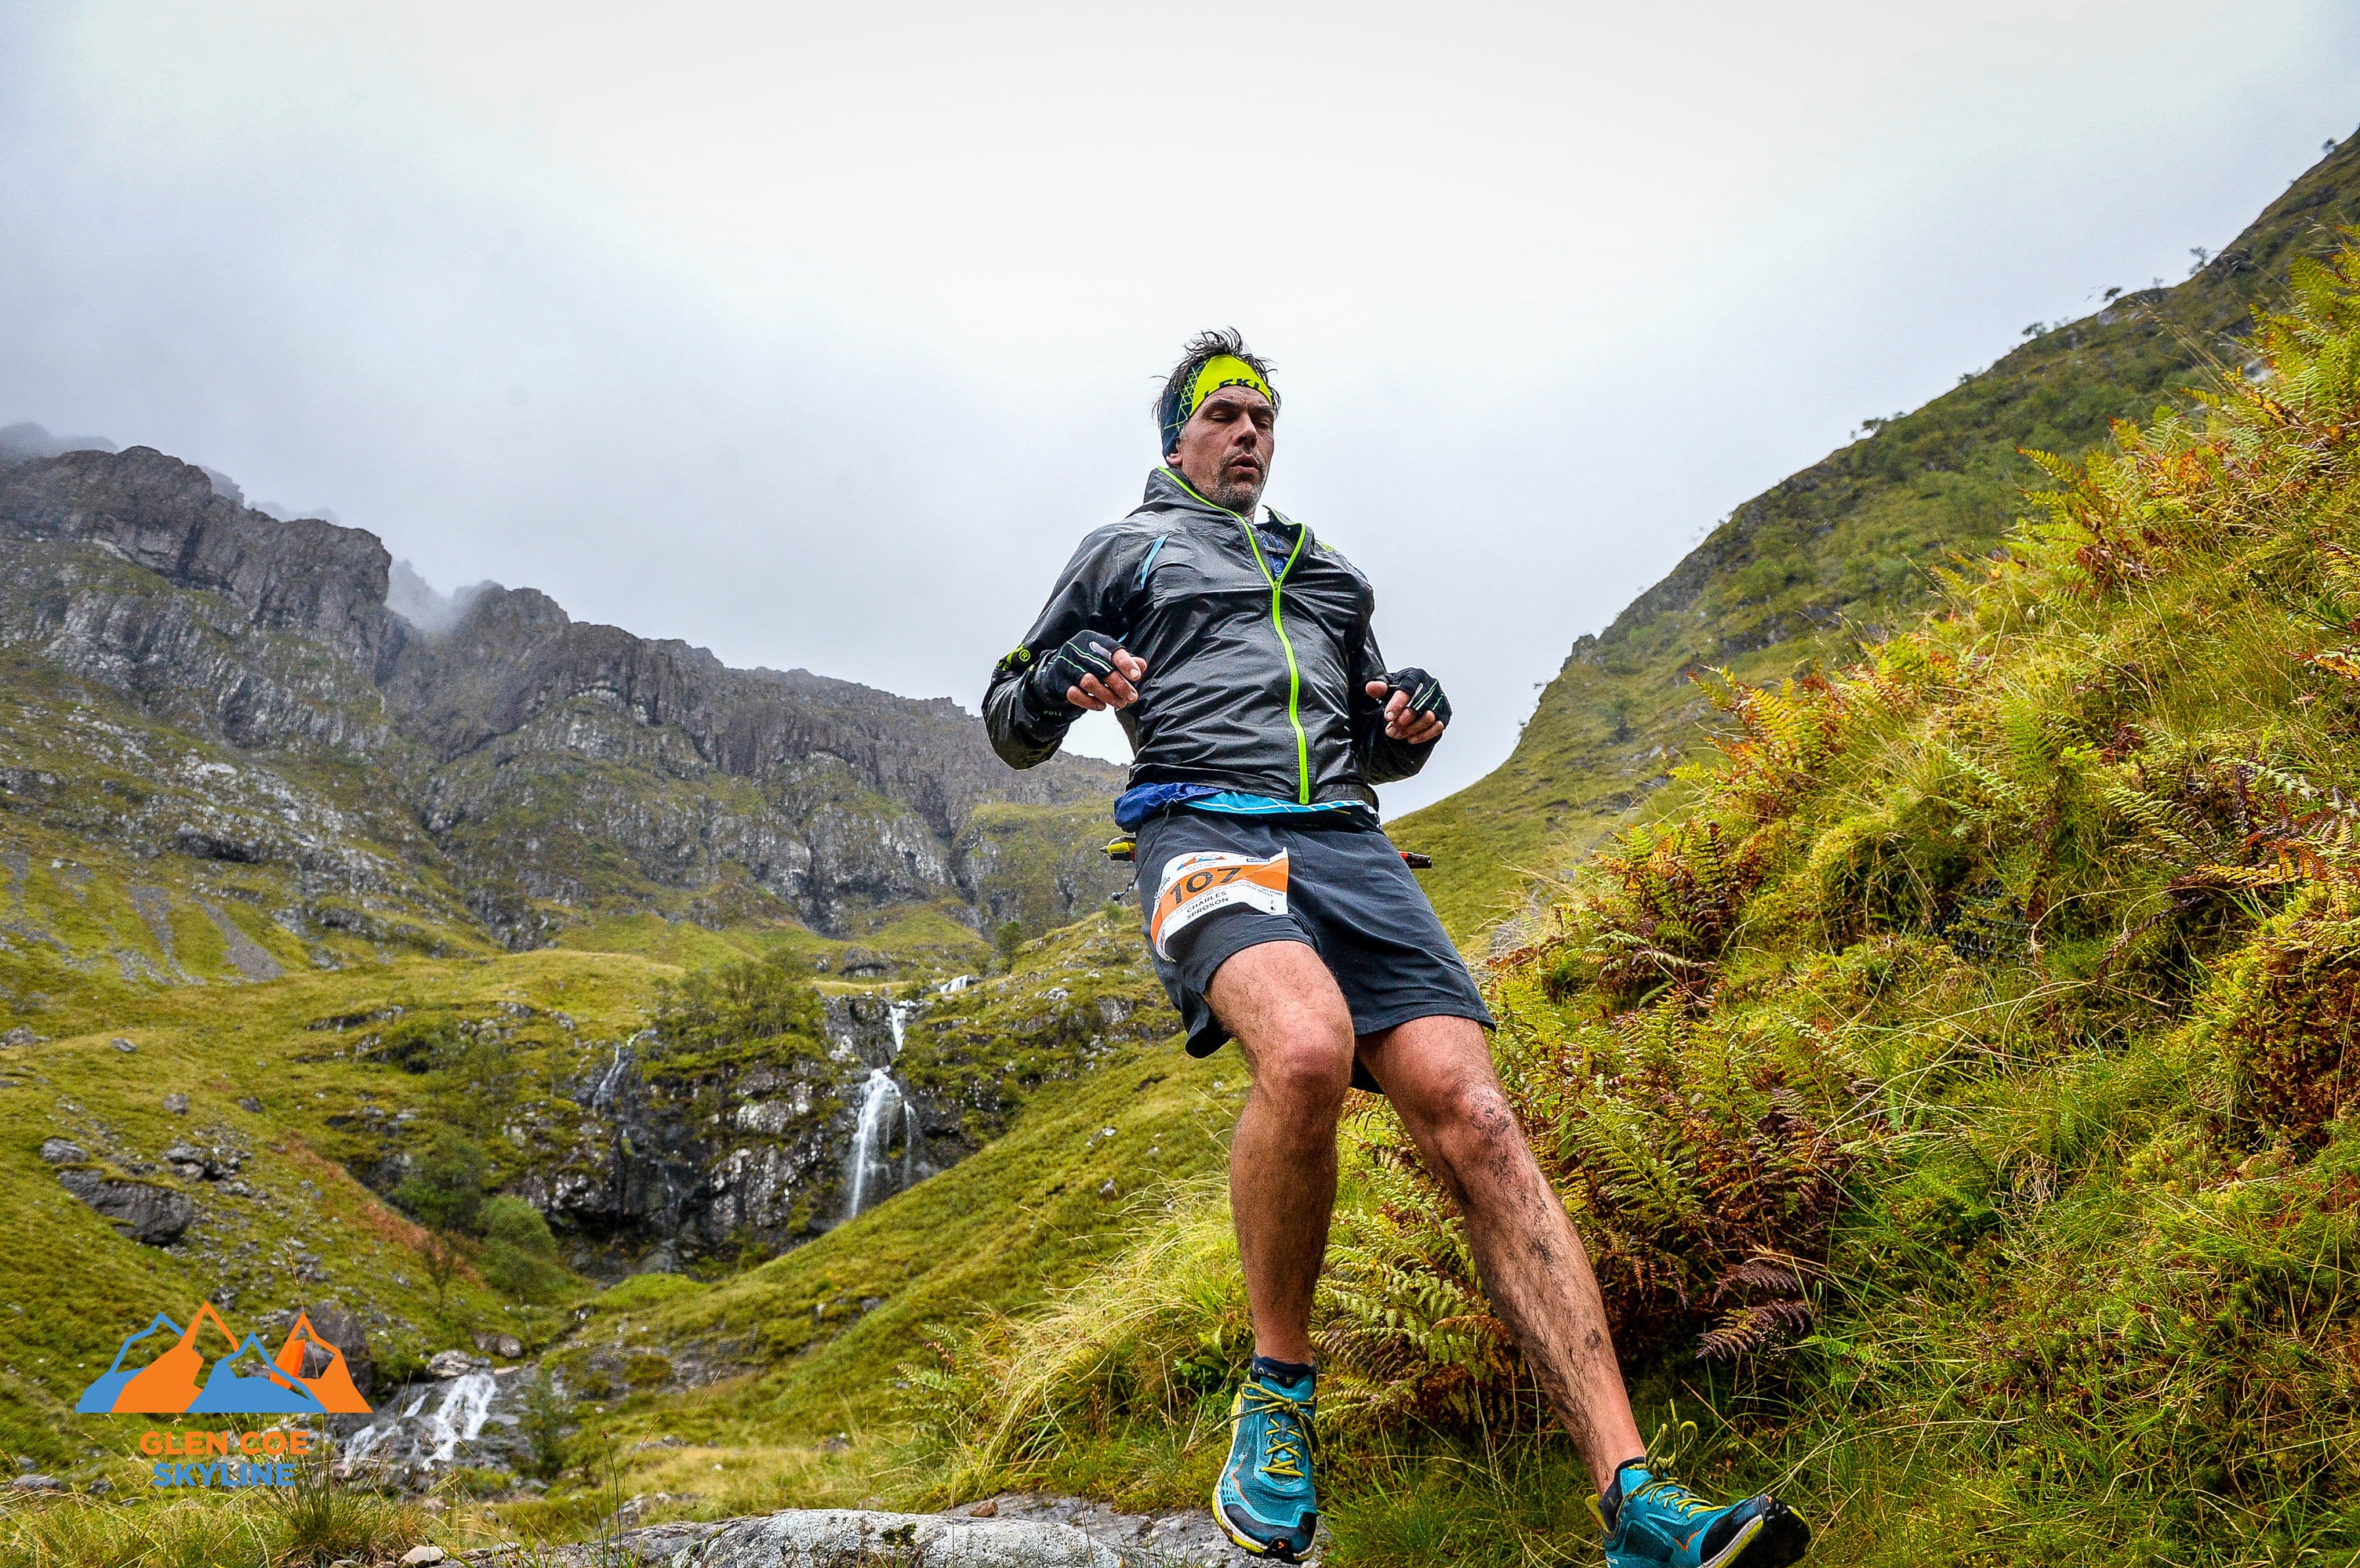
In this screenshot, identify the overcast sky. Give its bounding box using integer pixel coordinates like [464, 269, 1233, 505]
[4, 2, 2357, 813]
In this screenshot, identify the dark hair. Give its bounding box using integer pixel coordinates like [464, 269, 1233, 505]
[1155, 328, 1278, 457]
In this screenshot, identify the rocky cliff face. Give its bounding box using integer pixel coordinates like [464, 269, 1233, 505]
[310, 918, 1173, 1281]
[0, 445, 1127, 948]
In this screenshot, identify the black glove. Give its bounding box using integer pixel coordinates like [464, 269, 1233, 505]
[1380, 667, 1450, 728]
[1029, 631, 1122, 710]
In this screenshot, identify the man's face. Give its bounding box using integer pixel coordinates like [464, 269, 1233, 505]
[1169, 385, 1276, 513]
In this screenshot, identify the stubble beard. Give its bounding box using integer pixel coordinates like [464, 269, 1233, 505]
[1205, 464, 1267, 515]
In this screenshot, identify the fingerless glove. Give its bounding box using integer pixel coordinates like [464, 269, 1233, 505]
[1382, 667, 1450, 728]
[1029, 631, 1121, 710]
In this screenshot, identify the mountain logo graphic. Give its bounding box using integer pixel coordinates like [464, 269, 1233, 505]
[76, 1305, 372, 1415]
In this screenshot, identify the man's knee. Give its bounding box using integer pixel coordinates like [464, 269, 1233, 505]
[1249, 1032, 1354, 1121]
[1434, 1079, 1530, 1172]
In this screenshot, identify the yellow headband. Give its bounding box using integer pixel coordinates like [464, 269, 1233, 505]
[1183, 354, 1275, 419]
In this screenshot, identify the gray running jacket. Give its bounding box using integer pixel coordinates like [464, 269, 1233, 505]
[983, 468, 1435, 806]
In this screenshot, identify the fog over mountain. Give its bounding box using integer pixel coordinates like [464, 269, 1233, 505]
[4, 3, 2358, 811]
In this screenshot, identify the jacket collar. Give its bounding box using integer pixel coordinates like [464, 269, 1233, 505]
[1143, 466, 1303, 540]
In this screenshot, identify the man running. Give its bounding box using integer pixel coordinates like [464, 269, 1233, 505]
[983, 331, 1810, 1568]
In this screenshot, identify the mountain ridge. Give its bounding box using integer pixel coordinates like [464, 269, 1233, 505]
[1398, 128, 2360, 941]
[0, 443, 1127, 985]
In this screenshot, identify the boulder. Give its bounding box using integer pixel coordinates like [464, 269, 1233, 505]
[111, 1038, 136, 1053]
[458, 1511, 1122, 1567]
[427, 1348, 487, 1379]
[2, 1026, 38, 1047]
[56, 1170, 194, 1245]
[305, 1300, 375, 1396]
[162, 1093, 189, 1115]
[471, 1330, 525, 1359]
[38, 1138, 85, 1164]
[160, 1143, 241, 1181]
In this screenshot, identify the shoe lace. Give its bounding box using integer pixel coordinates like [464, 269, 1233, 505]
[1236, 1382, 1313, 1483]
[1629, 1475, 1716, 1520]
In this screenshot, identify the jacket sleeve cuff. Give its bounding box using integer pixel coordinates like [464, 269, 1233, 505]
[1014, 673, 1077, 735]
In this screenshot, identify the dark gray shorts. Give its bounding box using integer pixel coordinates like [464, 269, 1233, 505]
[1131, 809, 1494, 1090]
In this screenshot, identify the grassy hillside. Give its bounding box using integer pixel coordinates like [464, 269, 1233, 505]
[0, 949, 666, 1475]
[0, 902, 1233, 1561]
[1400, 132, 2360, 944]
[917, 242, 2360, 1566]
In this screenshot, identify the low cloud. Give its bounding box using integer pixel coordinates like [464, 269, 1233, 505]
[0, 420, 116, 466]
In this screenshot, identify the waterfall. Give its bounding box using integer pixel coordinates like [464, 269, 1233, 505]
[841, 1069, 902, 1220]
[892, 1001, 928, 1186]
[337, 1368, 503, 1471]
[422, 1371, 499, 1463]
[842, 1000, 924, 1221]
[588, 1041, 633, 1111]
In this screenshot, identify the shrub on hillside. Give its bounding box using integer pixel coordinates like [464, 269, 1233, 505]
[481, 1193, 569, 1302]
[651, 947, 827, 1068]
[1315, 989, 1881, 1432]
[396, 1127, 489, 1233]
[2205, 884, 2360, 1145]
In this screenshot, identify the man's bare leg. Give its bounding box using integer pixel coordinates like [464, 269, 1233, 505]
[1358, 1014, 1645, 1491]
[1207, 938, 1357, 1365]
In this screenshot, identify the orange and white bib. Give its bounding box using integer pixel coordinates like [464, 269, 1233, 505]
[1149, 849, 1290, 959]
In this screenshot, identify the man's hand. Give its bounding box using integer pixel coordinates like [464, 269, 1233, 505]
[1070, 646, 1146, 710]
[1366, 667, 1449, 745]
[1035, 632, 1148, 712]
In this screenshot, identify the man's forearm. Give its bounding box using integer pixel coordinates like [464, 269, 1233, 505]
[1357, 728, 1436, 784]
[982, 674, 1073, 768]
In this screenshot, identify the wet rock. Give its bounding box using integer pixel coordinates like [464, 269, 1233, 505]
[471, 1330, 525, 1359]
[336, 1365, 528, 1488]
[427, 1348, 488, 1379]
[56, 1170, 194, 1244]
[38, 1137, 85, 1164]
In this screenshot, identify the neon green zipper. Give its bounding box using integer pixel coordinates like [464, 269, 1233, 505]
[1158, 468, 1314, 803]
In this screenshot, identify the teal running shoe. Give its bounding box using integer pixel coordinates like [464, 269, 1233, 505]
[1594, 1462, 1810, 1568]
[1211, 1364, 1317, 1559]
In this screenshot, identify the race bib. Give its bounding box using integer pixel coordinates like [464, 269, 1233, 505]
[1149, 849, 1290, 959]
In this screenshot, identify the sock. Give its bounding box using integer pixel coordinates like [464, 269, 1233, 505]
[1249, 1356, 1314, 1387]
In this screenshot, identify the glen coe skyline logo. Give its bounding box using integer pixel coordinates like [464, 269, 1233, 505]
[78, 1304, 371, 1416]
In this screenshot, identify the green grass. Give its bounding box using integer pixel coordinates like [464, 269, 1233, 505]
[552, 897, 993, 978]
[0, 947, 696, 1480]
[0, 1484, 426, 1568]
